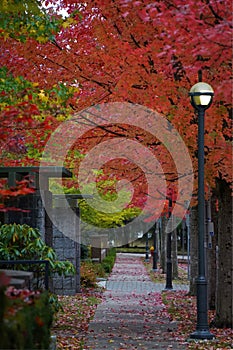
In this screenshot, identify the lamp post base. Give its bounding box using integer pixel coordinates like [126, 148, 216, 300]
[190, 330, 214, 340]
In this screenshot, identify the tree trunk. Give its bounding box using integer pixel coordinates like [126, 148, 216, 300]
[215, 179, 232, 328]
[160, 216, 167, 273]
[172, 228, 178, 278]
[155, 221, 160, 266]
[189, 206, 198, 295]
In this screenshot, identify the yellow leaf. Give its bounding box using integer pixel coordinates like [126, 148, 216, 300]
[62, 21, 70, 29]
[37, 36, 47, 43]
[38, 90, 49, 102]
[56, 115, 66, 122]
[1, 31, 10, 40]
[62, 17, 75, 28]
[2, 0, 7, 9]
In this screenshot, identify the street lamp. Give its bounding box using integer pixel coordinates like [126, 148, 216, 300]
[189, 81, 214, 340]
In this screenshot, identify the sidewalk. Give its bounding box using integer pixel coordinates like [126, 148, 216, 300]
[85, 253, 189, 350]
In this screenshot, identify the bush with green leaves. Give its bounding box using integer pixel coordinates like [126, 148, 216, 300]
[81, 244, 90, 260]
[0, 223, 75, 284]
[80, 249, 116, 288]
[80, 261, 97, 288]
[101, 248, 116, 274]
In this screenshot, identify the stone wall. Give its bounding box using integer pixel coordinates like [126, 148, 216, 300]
[52, 201, 81, 295]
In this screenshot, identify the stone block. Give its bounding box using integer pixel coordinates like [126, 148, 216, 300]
[53, 229, 64, 239]
[53, 278, 63, 289]
[63, 277, 73, 289]
[53, 288, 64, 295]
[64, 237, 75, 249]
[64, 249, 76, 260]
[54, 238, 66, 249]
[64, 290, 76, 296]
[55, 249, 64, 260]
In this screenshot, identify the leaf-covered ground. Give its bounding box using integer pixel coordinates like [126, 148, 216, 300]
[147, 261, 233, 349]
[52, 260, 232, 350]
[51, 290, 102, 350]
[162, 291, 233, 350]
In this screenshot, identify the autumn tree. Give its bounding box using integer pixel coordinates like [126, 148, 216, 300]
[1, 0, 231, 190]
[0, 0, 232, 327]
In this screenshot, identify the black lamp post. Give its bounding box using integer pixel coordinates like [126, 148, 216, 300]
[189, 81, 214, 340]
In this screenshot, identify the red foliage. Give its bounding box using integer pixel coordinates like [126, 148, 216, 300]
[0, 178, 35, 211]
[0, 0, 232, 212]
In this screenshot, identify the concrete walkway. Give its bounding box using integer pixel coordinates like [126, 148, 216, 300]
[85, 253, 189, 350]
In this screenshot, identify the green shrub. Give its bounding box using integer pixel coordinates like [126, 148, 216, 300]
[101, 248, 116, 274]
[93, 262, 106, 278]
[101, 261, 111, 273]
[80, 248, 116, 288]
[80, 261, 97, 288]
[81, 244, 89, 260]
[0, 223, 75, 285]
